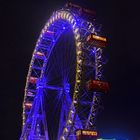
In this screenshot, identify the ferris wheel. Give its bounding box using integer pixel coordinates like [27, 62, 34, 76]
[20, 3, 109, 140]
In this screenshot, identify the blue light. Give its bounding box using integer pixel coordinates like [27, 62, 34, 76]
[92, 49, 95, 53]
[97, 138, 129, 140]
[64, 83, 70, 94]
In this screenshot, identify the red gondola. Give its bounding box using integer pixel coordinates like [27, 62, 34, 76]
[86, 80, 109, 93]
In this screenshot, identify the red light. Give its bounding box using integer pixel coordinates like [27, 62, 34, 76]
[25, 102, 32, 108]
[35, 51, 44, 57]
[46, 30, 54, 35]
[29, 77, 38, 84]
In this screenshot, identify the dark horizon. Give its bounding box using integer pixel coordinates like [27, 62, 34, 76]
[0, 0, 140, 139]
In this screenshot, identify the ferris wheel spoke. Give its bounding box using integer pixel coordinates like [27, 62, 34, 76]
[46, 49, 66, 85]
[45, 93, 62, 139]
[46, 54, 62, 79]
[45, 42, 64, 79]
[57, 103, 65, 140]
[57, 95, 71, 140]
[65, 52, 76, 78]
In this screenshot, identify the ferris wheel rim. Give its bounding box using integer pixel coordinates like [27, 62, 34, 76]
[22, 9, 88, 140]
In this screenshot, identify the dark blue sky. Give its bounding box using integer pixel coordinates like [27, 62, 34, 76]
[0, 0, 139, 139]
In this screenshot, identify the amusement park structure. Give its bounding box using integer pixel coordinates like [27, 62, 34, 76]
[20, 3, 109, 140]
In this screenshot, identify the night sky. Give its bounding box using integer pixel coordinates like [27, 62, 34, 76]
[0, 0, 140, 139]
